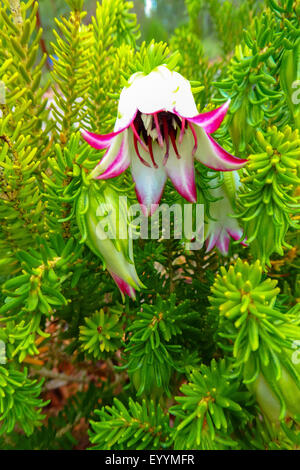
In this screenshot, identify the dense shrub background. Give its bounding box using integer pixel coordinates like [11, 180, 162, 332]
[0, 0, 299, 450]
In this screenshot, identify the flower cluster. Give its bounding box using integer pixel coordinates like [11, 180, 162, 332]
[81, 65, 247, 297]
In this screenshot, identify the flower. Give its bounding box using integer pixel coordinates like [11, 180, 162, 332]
[204, 172, 247, 255]
[76, 182, 144, 300]
[82, 65, 247, 216]
[251, 368, 300, 424]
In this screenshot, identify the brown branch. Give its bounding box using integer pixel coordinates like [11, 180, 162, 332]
[35, 367, 89, 385]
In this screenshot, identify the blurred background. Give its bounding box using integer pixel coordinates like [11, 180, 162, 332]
[38, 0, 241, 62]
[40, 0, 189, 45]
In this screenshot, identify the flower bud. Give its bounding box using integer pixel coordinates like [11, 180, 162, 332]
[250, 356, 300, 424]
[76, 181, 144, 300]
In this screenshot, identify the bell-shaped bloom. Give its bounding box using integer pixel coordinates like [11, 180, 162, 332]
[204, 172, 247, 255]
[82, 65, 247, 216]
[77, 182, 144, 300]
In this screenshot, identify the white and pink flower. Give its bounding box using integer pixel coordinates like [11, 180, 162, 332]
[82, 65, 247, 216]
[205, 172, 247, 256]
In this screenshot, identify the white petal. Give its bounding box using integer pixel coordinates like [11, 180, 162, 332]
[114, 72, 145, 131]
[164, 130, 197, 203]
[170, 71, 199, 117]
[129, 139, 167, 216]
[132, 68, 172, 115]
[90, 131, 128, 179]
[194, 126, 247, 170]
[183, 100, 231, 133]
[115, 66, 200, 131]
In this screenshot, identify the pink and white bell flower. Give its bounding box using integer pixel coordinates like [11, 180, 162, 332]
[205, 172, 247, 256]
[82, 65, 247, 216]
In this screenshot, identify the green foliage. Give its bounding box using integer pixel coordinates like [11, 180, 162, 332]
[0, 0, 299, 450]
[237, 126, 299, 266]
[0, 0, 54, 274]
[280, 38, 300, 130]
[209, 258, 300, 422]
[89, 398, 172, 450]
[0, 366, 48, 436]
[244, 415, 300, 450]
[169, 2, 221, 108]
[79, 308, 125, 358]
[0, 121, 46, 273]
[123, 294, 201, 397]
[123, 40, 180, 79]
[0, 235, 82, 361]
[208, 0, 263, 56]
[171, 359, 251, 450]
[211, 259, 284, 363]
[214, 2, 299, 155]
[88, 0, 139, 132]
[170, 25, 216, 108]
[1, 382, 103, 449]
[51, 8, 93, 142]
[42, 132, 98, 232]
[0, 0, 53, 149]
